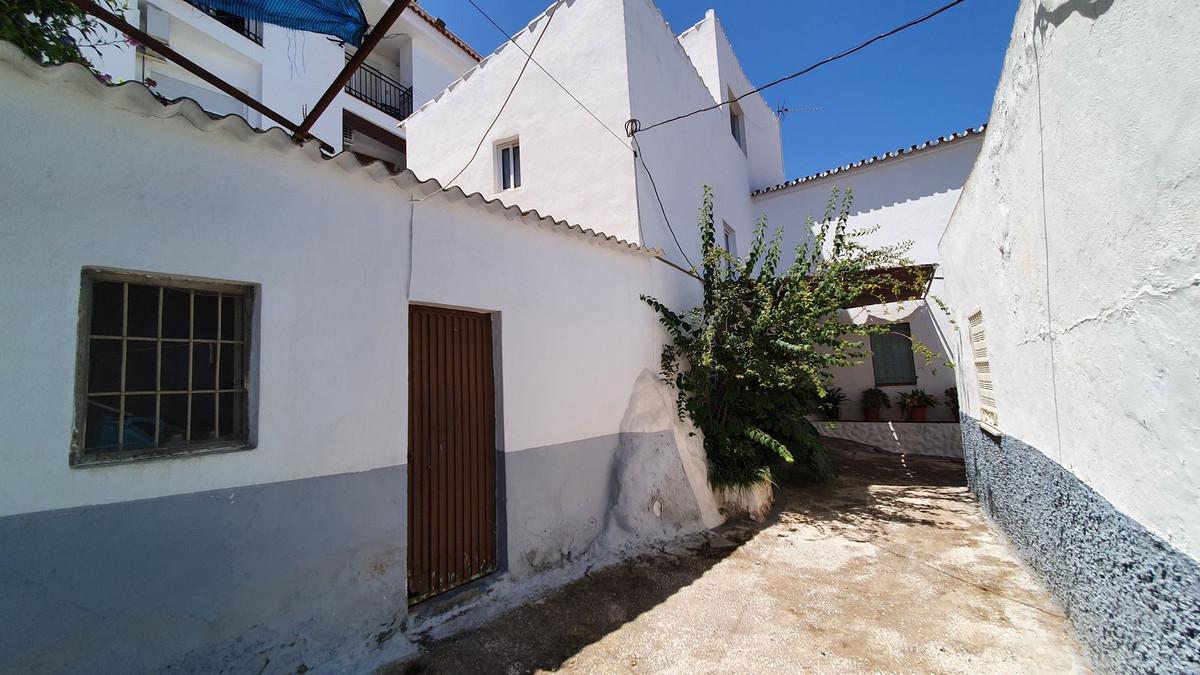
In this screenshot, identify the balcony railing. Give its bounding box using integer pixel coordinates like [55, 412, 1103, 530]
[184, 0, 264, 45]
[345, 53, 413, 121]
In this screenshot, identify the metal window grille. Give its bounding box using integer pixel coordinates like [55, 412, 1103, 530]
[184, 0, 264, 45]
[73, 270, 253, 466]
[498, 141, 521, 190]
[869, 322, 918, 386]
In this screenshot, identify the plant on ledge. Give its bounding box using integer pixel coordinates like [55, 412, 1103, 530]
[944, 387, 960, 419]
[898, 389, 939, 422]
[818, 387, 847, 421]
[642, 186, 931, 488]
[861, 387, 891, 421]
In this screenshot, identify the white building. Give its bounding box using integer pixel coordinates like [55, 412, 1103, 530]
[0, 35, 719, 671]
[753, 129, 985, 456]
[404, 0, 981, 456]
[89, 0, 480, 166]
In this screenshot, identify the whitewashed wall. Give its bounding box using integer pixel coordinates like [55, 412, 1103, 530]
[752, 138, 982, 418]
[623, 0, 757, 268]
[403, 0, 640, 244]
[0, 36, 713, 519]
[677, 10, 784, 192]
[0, 54, 410, 518]
[939, 0, 1200, 558]
[0, 45, 719, 671]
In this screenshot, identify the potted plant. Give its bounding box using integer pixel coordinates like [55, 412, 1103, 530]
[898, 389, 939, 422]
[861, 388, 891, 421]
[818, 387, 847, 420]
[944, 387, 960, 419]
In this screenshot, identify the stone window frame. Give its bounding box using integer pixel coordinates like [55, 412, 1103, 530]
[71, 267, 257, 468]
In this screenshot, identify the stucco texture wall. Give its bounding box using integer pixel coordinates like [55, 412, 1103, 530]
[939, 0, 1200, 669]
[940, 0, 1200, 559]
[403, 0, 641, 244]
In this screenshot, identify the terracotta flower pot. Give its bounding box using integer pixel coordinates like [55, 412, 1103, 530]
[863, 407, 881, 421]
[906, 407, 928, 422]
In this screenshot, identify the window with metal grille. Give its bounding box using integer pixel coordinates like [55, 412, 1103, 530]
[968, 310, 1000, 434]
[869, 322, 917, 386]
[497, 140, 521, 191]
[73, 269, 253, 466]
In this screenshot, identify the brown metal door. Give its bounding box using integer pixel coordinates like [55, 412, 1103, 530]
[408, 305, 497, 602]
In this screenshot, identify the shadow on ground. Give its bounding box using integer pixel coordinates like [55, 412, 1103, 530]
[382, 439, 1084, 674]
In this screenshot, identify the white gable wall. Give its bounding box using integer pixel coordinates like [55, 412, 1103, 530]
[678, 11, 785, 192]
[623, 0, 755, 267]
[403, 0, 641, 243]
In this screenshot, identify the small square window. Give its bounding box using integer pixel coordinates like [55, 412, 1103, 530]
[497, 139, 521, 191]
[73, 269, 254, 466]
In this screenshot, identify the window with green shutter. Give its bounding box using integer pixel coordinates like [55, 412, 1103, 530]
[869, 322, 917, 386]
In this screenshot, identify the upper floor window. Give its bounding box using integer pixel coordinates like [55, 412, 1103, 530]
[728, 92, 746, 152]
[723, 222, 737, 257]
[73, 269, 254, 467]
[497, 139, 521, 191]
[870, 322, 917, 386]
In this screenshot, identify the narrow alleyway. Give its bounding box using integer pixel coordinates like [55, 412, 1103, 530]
[387, 439, 1087, 674]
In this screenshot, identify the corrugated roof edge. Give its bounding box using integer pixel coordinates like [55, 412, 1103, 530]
[0, 41, 658, 258]
[751, 125, 987, 197]
[411, 2, 482, 62]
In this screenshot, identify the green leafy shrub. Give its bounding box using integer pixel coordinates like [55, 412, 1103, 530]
[2, 0, 125, 68]
[861, 387, 891, 409]
[897, 389, 939, 409]
[642, 187, 928, 488]
[944, 387, 959, 407]
[817, 387, 846, 420]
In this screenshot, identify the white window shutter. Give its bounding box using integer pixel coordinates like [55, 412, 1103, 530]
[968, 311, 1000, 435]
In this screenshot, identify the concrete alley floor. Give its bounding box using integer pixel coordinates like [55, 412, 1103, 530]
[386, 439, 1087, 674]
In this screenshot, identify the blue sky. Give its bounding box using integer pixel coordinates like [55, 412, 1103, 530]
[419, 0, 1018, 180]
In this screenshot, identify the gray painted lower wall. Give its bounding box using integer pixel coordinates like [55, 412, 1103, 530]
[0, 430, 712, 674]
[0, 466, 411, 675]
[503, 430, 708, 579]
[960, 417, 1200, 674]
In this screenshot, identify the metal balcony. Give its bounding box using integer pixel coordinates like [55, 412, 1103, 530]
[345, 53, 413, 121]
[183, 0, 264, 45]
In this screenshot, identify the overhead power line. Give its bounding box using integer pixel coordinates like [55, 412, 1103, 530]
[633, 0, 970, 136]
[466, 0, 630, 151]
[429, 0, 556, 197]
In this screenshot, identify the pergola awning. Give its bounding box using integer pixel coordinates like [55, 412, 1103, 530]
[843, 264, 937, 309]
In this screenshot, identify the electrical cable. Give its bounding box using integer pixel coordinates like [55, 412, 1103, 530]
[465, 0, 630, 151]
[631, 133, 694, 268]
[423, 1, 556, 200]
[634, 0, 970, 135]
